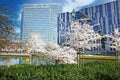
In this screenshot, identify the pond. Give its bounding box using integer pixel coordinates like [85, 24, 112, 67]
[0, 56, 55, 66]
[0, 54, 118, 66]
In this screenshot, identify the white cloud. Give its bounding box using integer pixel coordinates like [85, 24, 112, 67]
[15, 28, 20, 33]
[18, 13, 22, 21]
[63, 0, 95, 12]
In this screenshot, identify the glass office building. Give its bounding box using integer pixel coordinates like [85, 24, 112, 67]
[57, 10, 85, 44]
[21, 4, 62, 43]
[80, 0, 120, 34]
[58, 0, 120, 52]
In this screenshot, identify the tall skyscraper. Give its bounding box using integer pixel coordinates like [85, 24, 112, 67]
[21, 4, 62, 43]
[58, 0, 120, 52]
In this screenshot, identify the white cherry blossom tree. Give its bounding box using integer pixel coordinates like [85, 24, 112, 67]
[105, 28, 120, 54]
[26, 18, 103, 64]
[63, 19, 103, 53]
[27, 32, 77, 64]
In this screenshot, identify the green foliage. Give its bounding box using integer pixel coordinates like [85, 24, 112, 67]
[0, 62, 120, 80]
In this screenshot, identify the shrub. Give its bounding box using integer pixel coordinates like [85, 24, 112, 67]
[0, 62, 120, 80]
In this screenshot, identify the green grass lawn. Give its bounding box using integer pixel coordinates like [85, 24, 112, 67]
[0, 62, 120, 80]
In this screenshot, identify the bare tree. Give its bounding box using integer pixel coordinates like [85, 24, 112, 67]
[0, 3, 19, 50]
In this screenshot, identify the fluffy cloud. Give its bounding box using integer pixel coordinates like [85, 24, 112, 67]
[63, 0, 95, 12]
[18, 13, 22, 21]
[15, 28, 20, 33]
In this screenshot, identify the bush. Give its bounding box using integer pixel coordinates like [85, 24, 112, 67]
[0, 62, 120, 80]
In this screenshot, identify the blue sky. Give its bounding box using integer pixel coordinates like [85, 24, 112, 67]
[0, 0, 116, 12]
[0, 0, 117, 32]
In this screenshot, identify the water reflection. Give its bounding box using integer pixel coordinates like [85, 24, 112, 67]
[0, 56, 55, 66]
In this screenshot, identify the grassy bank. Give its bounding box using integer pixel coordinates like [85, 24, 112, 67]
[0, 53, 31, 57]
[0, 62, 120, 80]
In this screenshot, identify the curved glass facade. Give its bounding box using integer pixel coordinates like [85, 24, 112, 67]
[58, 0, 120, 52]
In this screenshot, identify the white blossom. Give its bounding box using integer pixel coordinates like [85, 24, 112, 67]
[26, 19, 102, 64]
[105, 28, 120, 51]
[64, 20, 103, 51]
